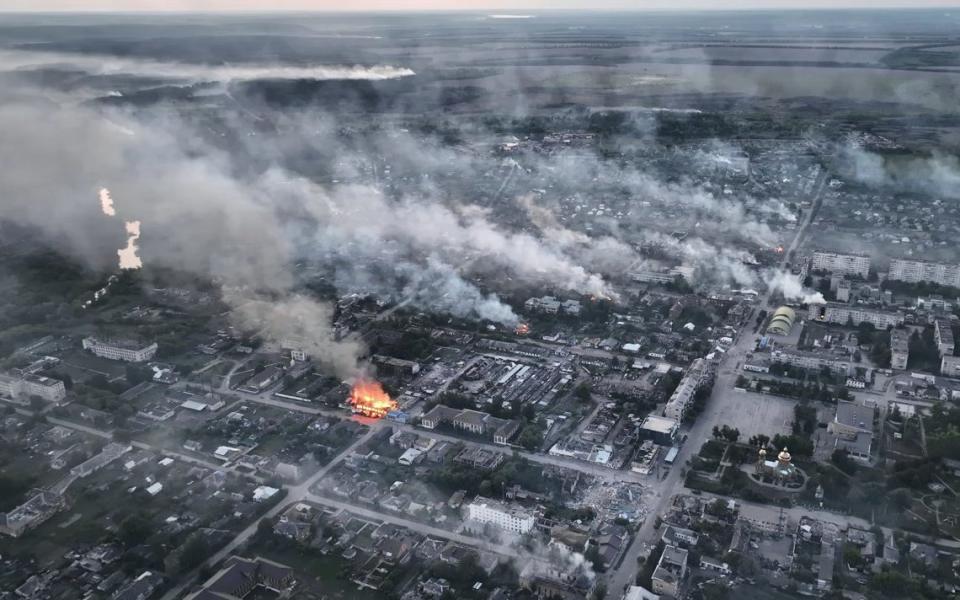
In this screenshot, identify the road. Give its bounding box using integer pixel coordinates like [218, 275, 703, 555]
[157, 426, 382, 600]
[604, 163, 829, 599]
[228, 389, 649, 483]
[303, 494, 519, 558]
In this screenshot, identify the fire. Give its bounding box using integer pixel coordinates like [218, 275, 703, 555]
[514, 322, 530, 336]
[349, 380, 397, 419]
[99, 187, 116, 216]
[118, 220, 142, 270]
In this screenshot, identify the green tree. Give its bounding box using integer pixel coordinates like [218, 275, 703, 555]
[179, 535, 210, 571]
[574, 382, 592, 403]
[118, 513, 153, 547]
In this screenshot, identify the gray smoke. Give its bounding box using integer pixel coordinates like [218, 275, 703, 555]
[842, 142, 960, 200]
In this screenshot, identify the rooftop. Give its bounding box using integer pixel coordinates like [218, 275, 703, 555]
[835, 401, 874, 432]
[640, 415, 679, 435]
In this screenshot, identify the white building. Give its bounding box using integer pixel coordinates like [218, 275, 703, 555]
[466, 496, 535, 534]
[82, 337, 157, 363]
[888, 258, 960, 287]
[663, 359, 709, 421]
[890, 329, 910, 370]
[651, 545, 688, 597]
[808, 303, 904, 329]
[935, 319, 955, 357]
[812, 251, 870, 278]
[770, 349, 852, 376]
[0, 372, 66, 404]
[943, 355, 960, 378]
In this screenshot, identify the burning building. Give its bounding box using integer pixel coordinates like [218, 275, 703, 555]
[349, 380, 397, 419]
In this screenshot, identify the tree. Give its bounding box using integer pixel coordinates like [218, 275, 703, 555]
[118, 513, 153, 547]
[125, 364, 153, 386]
[574, 382, 592, 403]
[517, 425, 543, 451]
[722, 425, 740, 444]
[28, 395, 45, 411]
[179, 536, 210, 571]
[831, 449, 857, 475]
[256, 517, 275, 540]
[584, 543, 604, 573]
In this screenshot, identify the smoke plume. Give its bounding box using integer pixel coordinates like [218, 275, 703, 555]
[765, 269, 826, 305]
[0, 50, 416, 83]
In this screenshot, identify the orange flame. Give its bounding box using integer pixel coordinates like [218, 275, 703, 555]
[514, 322, 530, 336]
[349, 380, 397, 419]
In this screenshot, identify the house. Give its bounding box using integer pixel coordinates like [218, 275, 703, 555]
[113, 571, 164, 600]
[661, 525, 699, 548]
[651, 545, 688, 597]
[184, 556, 295, 600]
[699, 556, 731, 575]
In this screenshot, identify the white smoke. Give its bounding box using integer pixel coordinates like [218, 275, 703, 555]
[0, 49, 415, 83]
[226, 293, 364, 377]
[292, 181, 619, 301]
[765, 269, 825, 305]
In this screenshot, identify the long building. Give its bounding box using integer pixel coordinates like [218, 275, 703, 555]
[812, 251, 870, 278]
[943, 355, 960, 379]
[888, 258, 960, 287]
[82, 337, 157, 363]
[935, 319, 955, 357]
[807, 303, 904, 329]
[466, 496, 536, 534]
[890, 329, 910, 370]
[0, 372, 66, 404]
[663, 358, 710, 421]
[0, 489, 67, 537]
[770, 349, 853, 377]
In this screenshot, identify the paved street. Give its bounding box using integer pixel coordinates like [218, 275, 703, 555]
[603, 161, 829, 599]
[304, 494, 520, 558]
[157, 426, 382, 600]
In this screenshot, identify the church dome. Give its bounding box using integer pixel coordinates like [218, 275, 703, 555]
[777, 448, 792, 463]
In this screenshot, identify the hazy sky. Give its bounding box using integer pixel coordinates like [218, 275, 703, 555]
[3, 0, 960, 11]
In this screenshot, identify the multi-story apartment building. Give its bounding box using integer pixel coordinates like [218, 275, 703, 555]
[0, 372, 66, 404]
[808, 303, 904, 329]
[888, 258, 960, 287]
[651, 545, 689, 597]
[935, 319, 955, 357]
[943, 355, 960, 378]
[82, 337, 157, 363]
[812, 251, 870, 278]
[770, 349, 853, 377]
[890, 329, 910, 370]
[465, 496, 535, 534]
[663, 359, 710, 421]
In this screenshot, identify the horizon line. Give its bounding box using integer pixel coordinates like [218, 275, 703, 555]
[3, 6, 960, 14]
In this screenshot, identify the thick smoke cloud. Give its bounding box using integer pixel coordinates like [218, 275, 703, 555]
[0, 94, 623, 372]
[842, 142, 960, 200]
[0, 99, 357, 371]
[764, 269, 825, 305]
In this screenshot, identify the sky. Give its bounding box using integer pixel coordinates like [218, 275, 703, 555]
[3, 0, 960, 11]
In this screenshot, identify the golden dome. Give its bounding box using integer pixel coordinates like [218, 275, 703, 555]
[777, 447, 792, 463]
